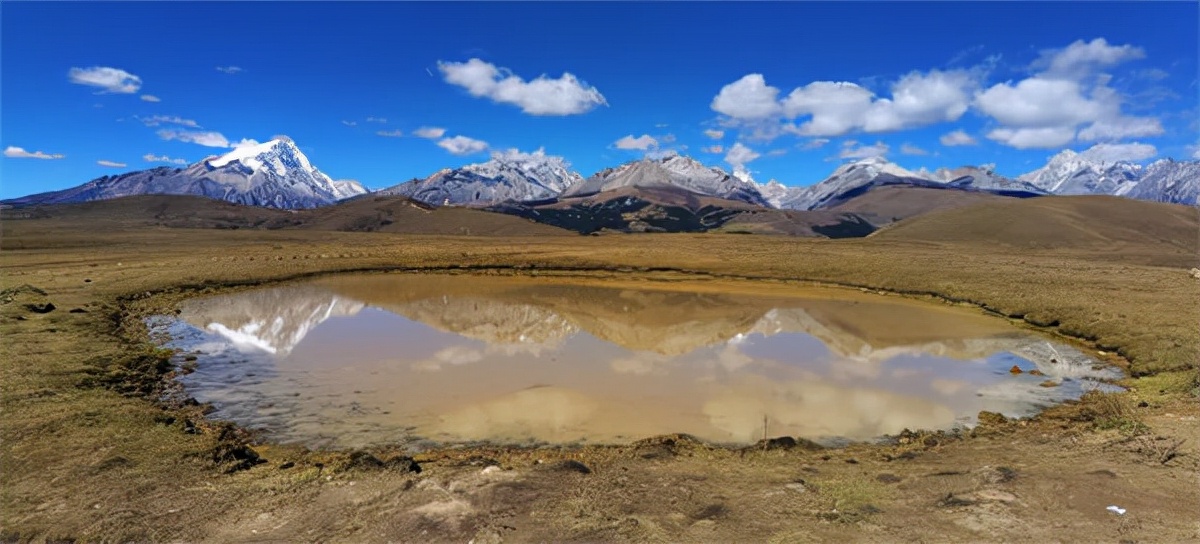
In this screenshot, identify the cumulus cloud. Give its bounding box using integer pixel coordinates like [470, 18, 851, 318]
[1077, 116, 1164, 141]
[702, 145, 724, 154]
[376, 129, 404, 137]
[437, 135, 489, 155]
[703, 129, 725, 140]
[140, 94, 160, 102]
[438, 58, 607, 116]
[939, 130, 978, 146]
[614, 134, 658, 151]
[143, 153, 189, 165]
[156, 129, 231, 148]
[137, 115, 200, 128]
[97, 160, 126, 168]
[714, 70, 976, 138]
[975, 38, 1158, 149]
[900, 143, 929, 156]
[414, 126, 446, 139]
[985, 126, 1077, 149]
[68, 66, 141, 94]
[215, 66, 243, 74]
[838, 141, 889, 159]
[712, 74, 783, 119]
[1078, 142, 1157, 163]
[4, 146, 65, 159]
[1035, 38, 1145, 80]
[724, 142, 761, 171]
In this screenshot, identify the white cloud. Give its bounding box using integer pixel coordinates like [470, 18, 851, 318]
[437, 135, 489, 155]
[975, 38, 1158, 149]
[939, 130, 978, 146]
[97, 160, 126, 168]
[1035, 38, 1145, 80]
[715, 70, 975, 139]
[438, 58, 607, 116]
[138, 115, 200, 128]
[900, 143, 929, 156]
[231, 138, 261, 149]
[614, 134, 658, 151]
[985, 126, 1077, 149]
[143, 153, 188, 165]
[798, 138, 830, 150]
[702, 145, 724, 154]
[724, 142, 761, 171]
[68, 66, 141, 94]
[414, 126, 446, 139]
[1194, 147, 1200, 160]
[1077, 116, 1164, 141]
[712, 74, 783, 119]
[863, 70, 976, 132]
[140, 94, 161, 102]
[376, 130, 404, 138]
[977, 78, 1111, 127]
[838, 141, 889, 159]
[703, 129, 725, 140]
[215, 66, 243, 74]
[156, 129, 231, 148]
[341, 120, 357, 126]
[4, 146, 65, 159]
[366, 117, 387, 123]
[782, 81, 874, 135]
[1078, 142, 1156, 163]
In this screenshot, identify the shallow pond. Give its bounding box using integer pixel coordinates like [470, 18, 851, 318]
[155, 274, 1120, 450]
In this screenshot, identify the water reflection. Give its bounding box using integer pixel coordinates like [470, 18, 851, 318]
[159, 274, 1119, 449]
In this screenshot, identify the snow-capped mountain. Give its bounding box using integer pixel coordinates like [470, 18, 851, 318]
[1124, 159, 1200, 204]
[1017, 149, 1143, 196]
[917, 165, 1046, 195]
[379, 149, 583, 206]
[4, 137, 367, 209]
[564, 154, 769, 206]
[777, 156, 932, 210]
[755, 179, 791, 208]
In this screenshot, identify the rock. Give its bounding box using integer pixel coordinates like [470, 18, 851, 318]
[69, 308, 88, 313]
[1189, 268, 1200, 279]
[24, 302, 56, 314]
[347, 450, 384, 469]
[383, 455, 422, 473]
[1039, 380, 1060, 388]
[1008, 365, 1023, 375]
[785, 481, 808, 493]
[537, 459, 591, 474]
[1028, 369, 1045, 376]
[278, 461, 295, 470]
[876, 473, 902, 484]
[757, 436, 797, 450]
[973, 489, 1018, 503]
[938, 493, 976, 507]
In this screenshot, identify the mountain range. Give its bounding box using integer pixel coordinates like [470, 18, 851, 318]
[5, 137, 1197, 230]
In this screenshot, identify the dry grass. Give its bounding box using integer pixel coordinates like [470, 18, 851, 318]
[1, 193, 1198, 542]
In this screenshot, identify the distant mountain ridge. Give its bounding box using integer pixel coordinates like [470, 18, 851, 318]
[4, 138, 367, 209]
[5, 137, 1198, 211]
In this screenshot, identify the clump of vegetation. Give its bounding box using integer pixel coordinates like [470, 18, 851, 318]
[1078, 390, 1149, 436]
[79, 346, 176, 397]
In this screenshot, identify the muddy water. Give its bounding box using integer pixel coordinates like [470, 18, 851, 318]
[157, 274, 1119, 450]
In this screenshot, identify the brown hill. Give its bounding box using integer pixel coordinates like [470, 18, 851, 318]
[1, 194, 574, 236]
[876, 195, 1198, 253]
[826, 185, 1010, 226]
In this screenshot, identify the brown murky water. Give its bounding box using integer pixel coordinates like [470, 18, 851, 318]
[158, 274, 1119, 450]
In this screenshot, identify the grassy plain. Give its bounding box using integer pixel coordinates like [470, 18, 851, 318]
[1, 195, 1197, 542]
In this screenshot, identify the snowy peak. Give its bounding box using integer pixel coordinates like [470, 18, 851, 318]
[564, 154, 769, 206]
[207, 138, 314, 176]
[379, 149, 584, 206]
[1017, 150, 1141, 195]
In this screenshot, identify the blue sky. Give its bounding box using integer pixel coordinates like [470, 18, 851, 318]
[2, 1, 1196, 198]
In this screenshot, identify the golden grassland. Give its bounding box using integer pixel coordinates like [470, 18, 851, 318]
[1, 195, 1198, 542]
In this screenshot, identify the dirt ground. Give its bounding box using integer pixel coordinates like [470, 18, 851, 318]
[1, 227, 1198, 542]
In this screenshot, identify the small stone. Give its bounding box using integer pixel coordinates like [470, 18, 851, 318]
[24, 302, 56, 314]
[1028, 369, 1045, 376]
[1009, 365, 1023, 375]
[278, 461, 295, 470]
[785, 482, 807, 493]
[1039, 380, 1060, 388]
[974, 489, 1018, 503]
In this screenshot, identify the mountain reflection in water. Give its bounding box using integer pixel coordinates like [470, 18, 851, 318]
[158, 274, 1120, 450]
